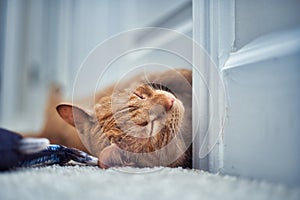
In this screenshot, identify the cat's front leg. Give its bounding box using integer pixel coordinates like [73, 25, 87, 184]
[98, 143, 135, 169]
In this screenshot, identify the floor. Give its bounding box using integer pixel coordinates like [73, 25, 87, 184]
[1, 165, 299, 200]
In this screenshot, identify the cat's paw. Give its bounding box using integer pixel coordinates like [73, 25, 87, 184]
[98, 144, 126, 169]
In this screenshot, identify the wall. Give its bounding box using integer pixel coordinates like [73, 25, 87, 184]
[234, 0, 300, 49]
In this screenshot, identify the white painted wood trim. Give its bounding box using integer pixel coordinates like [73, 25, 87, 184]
[223, 28, 300, 71]
[193, 0, 235, 172]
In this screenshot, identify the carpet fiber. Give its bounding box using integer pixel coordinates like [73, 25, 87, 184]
[1, 166, 299, 200]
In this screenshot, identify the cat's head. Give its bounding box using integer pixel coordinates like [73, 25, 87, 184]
[107, 83, 184, 139]
[56, 82, 185, 163]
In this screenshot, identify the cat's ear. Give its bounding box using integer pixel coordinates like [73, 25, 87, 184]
[56, 104, 92, 127]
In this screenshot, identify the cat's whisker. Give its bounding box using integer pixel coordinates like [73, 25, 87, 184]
[144, 70, 151, 86]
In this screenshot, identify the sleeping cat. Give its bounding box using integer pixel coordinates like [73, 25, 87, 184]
[30, 69, 192, 168]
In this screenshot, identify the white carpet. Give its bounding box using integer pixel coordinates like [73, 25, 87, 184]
[1, 166, 299, 200]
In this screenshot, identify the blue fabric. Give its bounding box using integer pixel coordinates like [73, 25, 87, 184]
[0, 128, 98, 171]
[0, 128, 22, 171]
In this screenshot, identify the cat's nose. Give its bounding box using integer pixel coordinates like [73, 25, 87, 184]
[165, 95, 175, 111]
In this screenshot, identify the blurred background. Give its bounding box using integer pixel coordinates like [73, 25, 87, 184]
[0, 0, 192, 132]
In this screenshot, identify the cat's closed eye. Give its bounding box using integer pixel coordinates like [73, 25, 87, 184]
[137, 121, 148, 126]
[133, 91, 145, 99]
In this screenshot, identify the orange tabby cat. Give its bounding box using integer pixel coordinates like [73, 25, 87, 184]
[30, 69, 192, 168]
